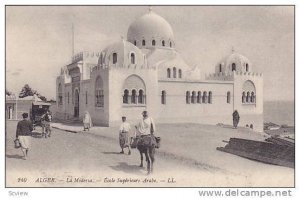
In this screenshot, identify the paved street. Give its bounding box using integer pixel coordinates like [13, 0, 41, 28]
[6, 120, 294, 187]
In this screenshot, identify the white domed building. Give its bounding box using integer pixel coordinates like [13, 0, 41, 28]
[56, 9, 263, 132]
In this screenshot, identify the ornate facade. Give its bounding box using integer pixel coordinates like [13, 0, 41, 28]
[56, 9, 263, 132]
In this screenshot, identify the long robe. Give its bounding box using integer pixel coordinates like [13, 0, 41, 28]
[232, 111, 240, 128]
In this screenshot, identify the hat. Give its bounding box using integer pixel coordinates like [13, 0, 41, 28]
[22, 113, 28, 118]
[142, 111, 148, 115]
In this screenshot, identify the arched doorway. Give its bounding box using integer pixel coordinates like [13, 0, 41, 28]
[74, 89, 80, 117]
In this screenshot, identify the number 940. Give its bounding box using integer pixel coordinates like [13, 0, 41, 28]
[17, 178, 27, 182]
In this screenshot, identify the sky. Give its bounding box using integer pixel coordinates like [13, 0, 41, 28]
[6, 6, 294, 101]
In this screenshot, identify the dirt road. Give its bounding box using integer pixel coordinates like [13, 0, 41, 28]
[6, 121, 294, 187]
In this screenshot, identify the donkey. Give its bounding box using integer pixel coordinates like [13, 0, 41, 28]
[137, 141, 155, 174]
[136, 135, 161, 175]
[134, 112, 160, 175]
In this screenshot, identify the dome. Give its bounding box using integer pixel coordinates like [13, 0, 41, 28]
[215, 52, 252, 73]
[98, 39, 145, 68]
[127, 10, 175, 49]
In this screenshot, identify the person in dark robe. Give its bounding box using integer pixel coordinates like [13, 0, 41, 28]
[16, 113, 33, 160]
[232, 110, 240, 129]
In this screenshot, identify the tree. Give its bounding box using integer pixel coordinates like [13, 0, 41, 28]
[19, 84, 47, 102]
[19, 84, 35, 98]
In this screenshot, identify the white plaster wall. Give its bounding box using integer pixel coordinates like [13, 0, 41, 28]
[157, 80, 234, 125]
[89, 68, 110, 126]
[233, 72, 264, 132]
[62, 83, 72, 119]
[55, 58, 263, 132]
[233, 72, 263, 114]
[55, 76, 66, 120]
[108, 67, 158, 125]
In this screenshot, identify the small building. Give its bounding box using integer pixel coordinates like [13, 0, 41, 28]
[5, 94, 51, 120]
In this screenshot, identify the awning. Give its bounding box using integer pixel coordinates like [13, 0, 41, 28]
[32, 101, 51, 106]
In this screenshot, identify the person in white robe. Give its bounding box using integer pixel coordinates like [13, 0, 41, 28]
[83, 111, 93, 131]
[119, 116, 132, 155]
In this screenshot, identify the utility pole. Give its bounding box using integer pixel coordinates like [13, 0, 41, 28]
[72, 23, 75, 58]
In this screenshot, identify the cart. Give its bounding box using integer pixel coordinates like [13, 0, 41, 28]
[31, 101, 51, 128]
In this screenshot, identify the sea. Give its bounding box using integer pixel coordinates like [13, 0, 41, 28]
[264, 101, 295, 126]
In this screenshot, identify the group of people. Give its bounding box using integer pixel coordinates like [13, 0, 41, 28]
[14, 108, 239, 161]
[82, 110, 156, 155]
[119, 110, 156, 155]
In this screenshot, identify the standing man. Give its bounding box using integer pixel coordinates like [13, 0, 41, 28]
[232, 110, 240, 129]
[16, 113, 33, 160]
[136, 111, 156, 146]
[41, 110, 52, 138]
[119, 116, 132, 155]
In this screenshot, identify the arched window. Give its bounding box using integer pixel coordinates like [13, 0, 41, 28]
[130, 53, 135, 64]
[227, 91, 231, 104]
[186, 91, 191, 104]
[242, 92, 246, 103]
[142, 40, 146, 46]
[202, 91, 207, 104]
[178, 69, 182, 78]
[152, 40, 156, 46]
[138, 89, 144, 104]
[170, 41, 172, 48]
[123, 75, 146, 105]
[173, 67, 177, 78]
[131, 90, 137, 104]
[112, 53, 117, 64]
[246, 92, 250, 103]
[162, 40, 165, 46]
[167, 68, 171, 78]
[232, 63, 236, 71]
[242, 80, 256, 104]
[208, 91, 212, 104]
[251, 92, 255, 103]
[191, 91, 196, 104]
[95, 76, 104, 107]
[161, 90, 166, 104]
[123, 89, 129, 104]
[67, 92, 69, 104]
[246, 63, 249, 72]
[197, 91, 202, 103]
[58, 83, 63, 105]
[219, 64, 222, 73]
[134, 40, 137, 46]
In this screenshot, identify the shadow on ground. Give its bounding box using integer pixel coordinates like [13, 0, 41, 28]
[6, 154, 24, 160]
[102, 151, 123, 155]
[109, 162, 145, 175]
[31, 132, 44, 138]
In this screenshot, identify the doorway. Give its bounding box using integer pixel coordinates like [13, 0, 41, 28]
[74, 89, 80, 117]
[8, 106, 13, 119]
